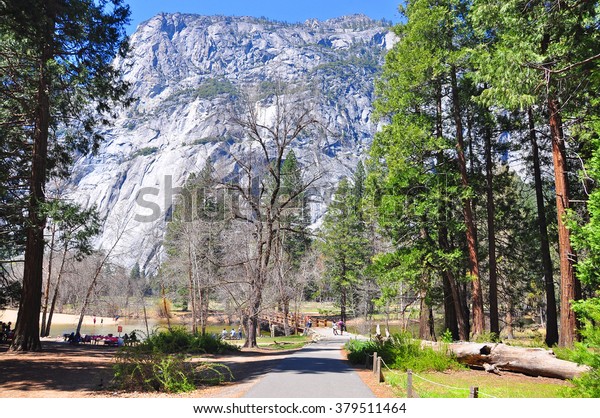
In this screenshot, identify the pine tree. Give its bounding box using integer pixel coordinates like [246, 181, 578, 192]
[471, 0, 600, 346]
[320, 176, 371, 324]
[40, 201, 101, 337]
[0, 0, 131, 351]
[369, 0, 486, 340]
[163, 160, 224, 335]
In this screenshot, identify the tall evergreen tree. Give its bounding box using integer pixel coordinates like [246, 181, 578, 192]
[40, 201, 101, 337]
[0, 0, 131, 351]
[471, 0, 600, 346]
[163, 160, 224, 335]
[320, 174, 371, 324]
[370, 0, 487, 340]
[280, 150, 311, 267]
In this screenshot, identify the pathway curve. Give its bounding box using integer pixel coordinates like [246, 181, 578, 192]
[242, 327, 374, 398]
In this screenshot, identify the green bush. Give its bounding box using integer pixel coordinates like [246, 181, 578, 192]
[472, 331, 500, 343]
[440, 329, 453, 343]
[345, 338, 380, 364]
[196, 78, 237, 99]
[131, 146, 158, 158]
[345, 332, 462, 373]
[561, 298, 600, 397]
[140, 326, 238, 354]
[112, 328, 236, 393]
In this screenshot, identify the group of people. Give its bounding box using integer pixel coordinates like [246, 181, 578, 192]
[64, 330, 138, 346]
[332, 319, 345, 335]
[0, 321, 13, 343]
[221, 325, 243, 340]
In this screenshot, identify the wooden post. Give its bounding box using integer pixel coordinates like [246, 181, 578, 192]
[376, 357, 384, 383]
[373, 352, 378, 374]
[469, 386, 479, 398]
[407, 369, 413, 398]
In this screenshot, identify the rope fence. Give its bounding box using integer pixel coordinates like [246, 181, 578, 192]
[365, 352, 497, 398]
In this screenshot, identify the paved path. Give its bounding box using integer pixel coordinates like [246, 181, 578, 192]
[243, 328, 374, 398]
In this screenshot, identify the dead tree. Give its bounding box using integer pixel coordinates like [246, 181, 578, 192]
[224, 82, 323, 348]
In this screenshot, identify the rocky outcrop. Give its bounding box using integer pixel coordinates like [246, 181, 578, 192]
[65, 13, 395, 271]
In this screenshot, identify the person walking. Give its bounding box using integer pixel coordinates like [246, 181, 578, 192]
[332, 320, 338, 335]
[338, 320, 344, 336]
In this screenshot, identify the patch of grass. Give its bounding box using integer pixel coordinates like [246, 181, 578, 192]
[257, 335, 312, 350]
[383, 370, 572, 398]
[503, 329, 548, 348]
[472, 331, 500, 343]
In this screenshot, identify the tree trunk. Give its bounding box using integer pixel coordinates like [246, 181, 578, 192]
[425, 341, 590, 380]
[282, 298, 291, 336]
[547, 96, 580, 347]
[244, 297, 261, 348]
[439, 211, 470, 341]
[442, 272, 459, 340]
[187, 241, 197, 334]
[528, 107, 559, 347]
[76, 261, 103, 334]
[11, 4, 55, 351]
[40, 223, 56, 337]
[44, 246, 68, 337]
[161, 284, 171, 330]
[484, 124, 499, 336]
[505, 306, 515, 340]
[198, 287, 207, 336]
[435, 91, 461, 342]
[418, 289, 435, 341]
[450, 66, 484, 337]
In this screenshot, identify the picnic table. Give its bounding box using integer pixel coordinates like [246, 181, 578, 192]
[102, 336, 121, 346]
[63, 333, 123, 346]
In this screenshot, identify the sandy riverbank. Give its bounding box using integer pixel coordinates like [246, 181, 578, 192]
[0, 308, 115, 328]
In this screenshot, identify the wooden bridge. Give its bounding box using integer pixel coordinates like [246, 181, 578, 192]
[259, 312, 330, 334]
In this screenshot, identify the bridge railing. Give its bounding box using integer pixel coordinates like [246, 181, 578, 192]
[259, 312, 331, 331]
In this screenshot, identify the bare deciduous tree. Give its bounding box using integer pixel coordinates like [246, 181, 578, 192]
[223, 82, 324, 348]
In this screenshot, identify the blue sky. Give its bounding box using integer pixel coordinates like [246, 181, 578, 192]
[123, 0, 403, 34]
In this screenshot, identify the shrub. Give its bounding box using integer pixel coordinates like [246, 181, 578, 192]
[196, 78, 237, 99]
[131, 146, 158, 158]
[345, 338, 379, 364]
[112, 328, 236, 393]
[113, 350, 196, 392]
[345, 332, 462, 373]
[440, 329, 453, 343]
[141, 326, 238, 355]
[156, 298, 172, 318]
[561, 298, 600, 397]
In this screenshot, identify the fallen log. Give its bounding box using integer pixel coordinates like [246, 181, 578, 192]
[423, 341, 591, 380]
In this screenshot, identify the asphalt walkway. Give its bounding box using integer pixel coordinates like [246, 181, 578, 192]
[243, 327, 374, 398]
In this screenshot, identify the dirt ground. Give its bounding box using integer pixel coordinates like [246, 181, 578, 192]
[0, 339, 393, 398]
[0, 339, 568, 399]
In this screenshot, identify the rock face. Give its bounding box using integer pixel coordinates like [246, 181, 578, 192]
[66, 13, 395, 271]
